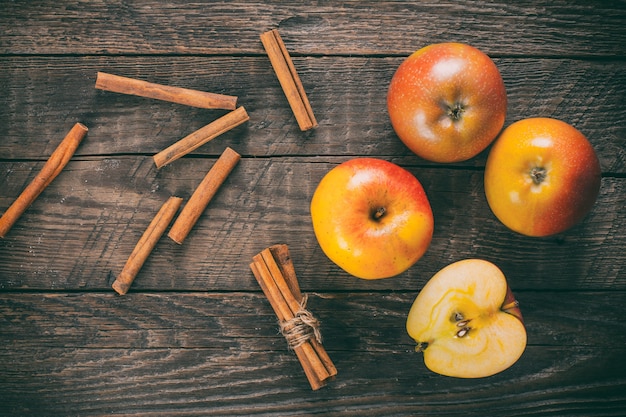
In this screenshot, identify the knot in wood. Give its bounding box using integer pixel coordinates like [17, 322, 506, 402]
[279, 294, 323, 349]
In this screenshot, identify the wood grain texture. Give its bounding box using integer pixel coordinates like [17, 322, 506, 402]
[2, 346, 623, 416]
[1, 158, 624, 291]
[1, 1, 625, 415]
[1, 292, 624, 349]
[0, 57, 624, 173]
[0, 292, 625, 416]
[1, 1, 625, 57]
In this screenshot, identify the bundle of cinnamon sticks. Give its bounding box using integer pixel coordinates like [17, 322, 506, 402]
[250, 245, 337, 390]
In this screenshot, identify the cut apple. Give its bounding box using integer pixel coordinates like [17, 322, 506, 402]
[406, 259, 527, 378]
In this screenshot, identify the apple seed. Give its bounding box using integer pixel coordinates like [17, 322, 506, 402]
[456, 327, 471, 338]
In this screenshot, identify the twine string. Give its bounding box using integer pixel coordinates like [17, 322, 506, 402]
[279, 294, 322, 349]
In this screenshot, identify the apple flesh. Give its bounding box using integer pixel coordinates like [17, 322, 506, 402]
[310, 158, 434, 280]
[387, 42, 507, 163]
[484, 117, 601, 237]
[406, 259, 526, 378]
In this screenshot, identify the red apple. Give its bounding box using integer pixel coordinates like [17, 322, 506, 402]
[310, 158, 434, 279]
[484, 117, 601, 237]
[406, 259, 527, 378]
[387, 42, 507, 163]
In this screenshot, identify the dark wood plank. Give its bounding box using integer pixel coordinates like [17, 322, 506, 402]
[1, 158, 624, 291]
[1, 291, 624, 349]
[1, 57, 624, 173]
[3, 346, 624, 416]
[1, 1, 625, 57]
[1, 292, 625, 416]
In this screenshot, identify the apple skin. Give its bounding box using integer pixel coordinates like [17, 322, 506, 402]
[387, 42, 507, 163]
[484, 117, 601, 237]
[406, 259, 527, 378]
[310, 158, 434, 280]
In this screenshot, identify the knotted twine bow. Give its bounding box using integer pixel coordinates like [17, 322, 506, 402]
[278, 294, 323, 349]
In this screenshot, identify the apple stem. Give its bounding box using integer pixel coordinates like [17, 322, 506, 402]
[456, 327, 470, 338]
[501, 300, 520, 311]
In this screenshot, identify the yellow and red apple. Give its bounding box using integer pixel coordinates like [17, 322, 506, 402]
[406, 259, 526, 378]
[484, 117, 601, 237]
[387, 42, 507, 163]
[310, 158, 434, 280]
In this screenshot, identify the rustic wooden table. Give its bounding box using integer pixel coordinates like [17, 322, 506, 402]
[1, 1, 625, 415]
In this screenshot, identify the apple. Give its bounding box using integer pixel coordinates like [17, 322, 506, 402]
[387, 42, 507, 163]
[484, 117, 601, 237]
[310, 158, 434, 280]
[406, 259, 526, 378]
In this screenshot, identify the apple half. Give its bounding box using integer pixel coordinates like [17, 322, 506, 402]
[406, 259, 526, 378]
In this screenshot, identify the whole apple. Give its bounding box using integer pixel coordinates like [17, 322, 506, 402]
[484, 117, 601, 237]
[387, 42, 507, 163]
[310, 158, 433, 280]
[406, 259, 527, 378]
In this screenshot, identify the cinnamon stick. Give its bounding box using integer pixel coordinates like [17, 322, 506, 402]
[250, 245, 336, 390]
[153, 107, 249, 169]
[95, 71, 237, 110]
[168, 147, 241, 244]
[112, 196, 183, 295]
[260, 29, 317, 131]
[0, 122, 88, 238]
[269, 244, 302, 301]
